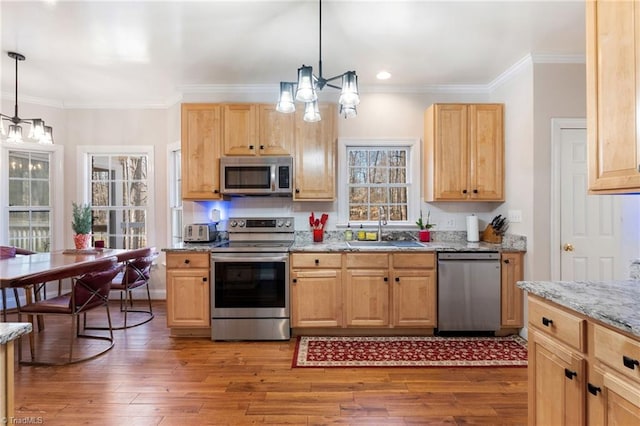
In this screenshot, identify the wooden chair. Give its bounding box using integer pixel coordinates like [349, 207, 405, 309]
[16, 258, 123, 365]
[88, 247, 158, 330]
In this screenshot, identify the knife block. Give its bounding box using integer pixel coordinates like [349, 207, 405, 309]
[481, 225, 502, 244]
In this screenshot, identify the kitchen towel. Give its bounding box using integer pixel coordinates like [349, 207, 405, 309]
[466, 215, 479, 242]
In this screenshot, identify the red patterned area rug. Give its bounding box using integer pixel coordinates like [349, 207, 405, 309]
[292, 335, 528, 368]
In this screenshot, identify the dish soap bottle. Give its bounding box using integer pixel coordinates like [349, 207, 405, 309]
[357, 224, 365, 241]
[344, 223, 353, 241]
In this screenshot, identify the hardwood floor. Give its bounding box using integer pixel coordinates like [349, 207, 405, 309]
[9, 302, 528, 425]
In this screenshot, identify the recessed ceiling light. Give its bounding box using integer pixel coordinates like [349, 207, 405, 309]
[376, 71, 392, 80]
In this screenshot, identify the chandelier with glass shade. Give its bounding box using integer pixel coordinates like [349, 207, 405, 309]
[0, 51, 53, 144]
[276, 0, 360, 122]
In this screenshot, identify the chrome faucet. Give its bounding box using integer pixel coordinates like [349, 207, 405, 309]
[378, 206, 387, 241]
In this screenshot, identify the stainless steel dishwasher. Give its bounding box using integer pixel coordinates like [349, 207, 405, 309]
[437, 252, 501, 333]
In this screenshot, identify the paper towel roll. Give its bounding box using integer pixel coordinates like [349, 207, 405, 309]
[466, 215, 479, 242]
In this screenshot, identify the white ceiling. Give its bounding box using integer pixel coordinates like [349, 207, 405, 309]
[0, 0, 586, 108]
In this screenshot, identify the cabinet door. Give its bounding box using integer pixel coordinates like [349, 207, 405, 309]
[293, 103, 337, 201]
[291, 269, 342, 327]
[501, 252, 524, 327]
[587, 1, 640, 193]
[469, 104, 504, 200]
[258, 104, 294, 156]
[181, 104, 223, 200]
[392, 270, 436, 327]
[345, 269, 389, 327]
[223, 104, 258, 156]
[427, 104, 468, 200]
[166, 269, 210, 328]
[529, 329, 586, 426]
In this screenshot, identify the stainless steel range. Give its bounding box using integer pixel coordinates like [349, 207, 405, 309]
[210, 217, 294, 341]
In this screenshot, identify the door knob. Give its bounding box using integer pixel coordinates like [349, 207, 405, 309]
[563, 243, 574, 252]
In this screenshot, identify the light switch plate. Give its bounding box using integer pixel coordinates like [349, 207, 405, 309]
[508, 209, 523, 223]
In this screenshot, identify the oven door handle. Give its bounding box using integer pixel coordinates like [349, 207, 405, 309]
[211, 254, 289, 263]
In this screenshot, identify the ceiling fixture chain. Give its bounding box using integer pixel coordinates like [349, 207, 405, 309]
[0, 51, 53, 144]
[276, 0, 360, 122]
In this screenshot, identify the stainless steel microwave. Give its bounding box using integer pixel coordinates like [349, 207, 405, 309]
[220, 156, 293, 196]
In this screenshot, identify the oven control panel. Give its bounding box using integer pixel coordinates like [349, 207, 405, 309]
[228, 217, 294, 232]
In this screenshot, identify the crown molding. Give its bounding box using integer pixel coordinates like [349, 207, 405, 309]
[1, 53, 585, 109]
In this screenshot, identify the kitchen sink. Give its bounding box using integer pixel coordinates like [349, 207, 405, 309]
[346, 240, 425, 248]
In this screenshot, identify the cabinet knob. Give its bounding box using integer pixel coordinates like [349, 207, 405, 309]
[295, 188, 300, 193]
[202, 277, 207, 282]
[473, 189, 478, 194]
[542, 317, 553, 327]
[462, 189, 468, 194]
[315, 259, 319, 264]
[395, 277, 400, 282]
[564, 369, 577, 380]
[184, 259, 190, 264]
[383, 277, 388, 282]
[623, 355, 640, 370]
[260, 145, 265, 150]
[292, 278, 297, 284]
[249, 145, 254, 150]
[214, 189, 219, 194]
[587, 383, 601, 396]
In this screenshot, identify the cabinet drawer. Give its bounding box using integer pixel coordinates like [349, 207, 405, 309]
[345, 253, 389, 269]
[291, 253, 342, 268]
[594, 324, 640, 382]
[166, 252, 210, 269]
[392, 252, 435, 269]
[529, 297, 586, 352]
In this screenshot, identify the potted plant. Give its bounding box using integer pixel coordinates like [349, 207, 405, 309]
[71, 202, 93, 249]
[416, 210, 435, 242]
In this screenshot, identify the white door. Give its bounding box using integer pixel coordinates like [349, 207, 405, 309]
[557, 124, 620, 281]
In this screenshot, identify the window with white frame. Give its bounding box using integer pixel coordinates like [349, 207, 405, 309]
[168, 145, 183, 245]
[2, 143, 63, 252]
[339, 139, 420, 226]
[80, 146, 154, 250]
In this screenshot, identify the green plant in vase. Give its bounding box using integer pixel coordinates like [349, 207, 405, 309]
[416, 210, 435, 242]
[71, 202, 93, 249]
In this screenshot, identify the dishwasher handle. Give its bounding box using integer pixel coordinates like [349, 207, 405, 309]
[438, 252, 499, 261]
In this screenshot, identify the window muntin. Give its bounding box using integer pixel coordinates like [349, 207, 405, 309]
[89, 154, 149, 249]
[8, 150, 52, 251]
[347, 147, 409, 222]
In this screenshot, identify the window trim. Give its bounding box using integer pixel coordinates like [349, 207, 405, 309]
[77, 145, 155, 249]
[1, 141, 65, 250]
[337, 138, 421, 228]
[167, 141, 182, 246]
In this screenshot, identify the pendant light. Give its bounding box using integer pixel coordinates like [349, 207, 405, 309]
[276, 0, 360, 122]
[0, 52, 53, 144]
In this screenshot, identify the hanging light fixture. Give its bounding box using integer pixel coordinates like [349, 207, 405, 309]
[276, 0, 360, 122]
[0, 51, 53, 144]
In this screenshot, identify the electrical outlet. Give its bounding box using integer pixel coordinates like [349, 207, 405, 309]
[508, 209, 523, 223]
[445, 218, 456, 229]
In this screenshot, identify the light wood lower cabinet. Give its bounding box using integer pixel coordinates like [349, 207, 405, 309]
[500, 252, 524, 327]
[290, 253, 342, 328]
[391, 253, 437, 327]
[528, 295, 640, 426]
[344, 253, 391, 327]
[166, 252, 211, 331]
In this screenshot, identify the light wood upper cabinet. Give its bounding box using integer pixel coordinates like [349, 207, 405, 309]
[222, 104, 293, 156]
[181, 104, 223, 200]
[424, 103, 504, 201]
[500, 252, 524, 328]
[293, 103, 337, 201]
[586, 0, 640, 193]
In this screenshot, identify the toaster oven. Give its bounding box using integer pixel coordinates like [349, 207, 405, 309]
[184, 223, 218, 242]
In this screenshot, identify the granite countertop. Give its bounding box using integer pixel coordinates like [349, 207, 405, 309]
[289, 241, 507, 252]
[0, 322, 32, 345]
[518, 280, 640, 338]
